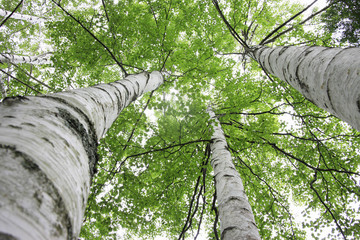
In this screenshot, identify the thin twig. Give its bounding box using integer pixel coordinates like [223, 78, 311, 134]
[211, 181, 220, 240]
[211, 0, 249, 50]
[0, 0, 24, 28]
[122, 91, 155, 151]
[9, 62, 55, 90]
[310, 171, 347, 240]
[0, 68, 41, 94]
[262, 1, 337, 45]
[260, 0, 318, 45]
[101, 0, 110, 22]
[51, 0, 128, 76]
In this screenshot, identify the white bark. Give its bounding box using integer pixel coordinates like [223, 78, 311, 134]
[0, 53, 52, 65]
[0, 74, 7, 98]
[208, 109, 261, 240]
[0, 71, 163, 240]
[0, 9, 46, 24]
[250, 45, 360, 131]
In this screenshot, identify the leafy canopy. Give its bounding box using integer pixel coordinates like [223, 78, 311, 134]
[1, 0, 360, 239]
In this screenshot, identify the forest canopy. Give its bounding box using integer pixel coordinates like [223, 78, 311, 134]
[1, 0, 360, 239]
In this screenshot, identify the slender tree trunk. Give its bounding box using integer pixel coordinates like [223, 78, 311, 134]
[0, 74, 7, 99]
[208, 108, 261, 240]
[0, 9, 46, 24]
[0, 71, 163, 240]
[249, 45, 360, 131]
[0, 53, 52, 65]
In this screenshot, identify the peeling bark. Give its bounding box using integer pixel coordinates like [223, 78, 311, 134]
[0, 71, 163, 239]
[250, 45, 360, 132]
[208, 109, 261, 240]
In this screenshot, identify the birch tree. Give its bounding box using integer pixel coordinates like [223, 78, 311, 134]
[1, 0, 360, 239]
[0, 53, 51, 65]
[0, 71, 163, 240]
[208, 108, 261, 240]
[213, 0, 360, 132]
[248, 45, 360, 132]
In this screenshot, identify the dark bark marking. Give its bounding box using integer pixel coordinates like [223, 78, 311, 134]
[42, 137, 55, 147]
[278, 46, 289, 56]
[3, 115, 15, 118]
[221, 226, 238, 240]
[324, 48, 346, 112]
[135, 81, 140, 95]
[1, 96, 29, 107]
[42, 96, 99, 178]
[144, 71, 150, 86]
[8, 125, 22, 130]
[108, 82, 123, 114]
[117, 82, 130, 100]
[56, 108, 99, 177]
[266, 47, 277, 74]
[21, 122, 36, 127]
[0, 144, 73, 239]
[0, 232, 18, 240]
[92, 86, 115, 106]
[356, 97, 360, 113]
[298, 81, 310, 94]
[303, 46, 316, 57]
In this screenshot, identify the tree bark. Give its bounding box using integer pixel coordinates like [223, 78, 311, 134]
[0, 53, 52, 65]
[249, 45, 360, 131]
[208, 108, 261, 240]
[0, 9, 46, 24]
[0, 71, 163, 240]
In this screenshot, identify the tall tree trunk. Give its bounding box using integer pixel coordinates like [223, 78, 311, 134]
[0, 9, 46, 24]
[249, 45, 360, 131]
[0, 71, 163, 240]
[0, 53, 52, 65]
[208, 108, 261, 240]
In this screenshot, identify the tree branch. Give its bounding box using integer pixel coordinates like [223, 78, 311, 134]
[259, 0, 318, 45]
[310, 171, 347, 240]
[0, 0, 23, 28]
[101, 0, 110, 22]
[211, 0, 250, 50]
[9, 62, 55, 91]
[0, 68, 41, 94]
[51, 0, 128, 76]
[262, 1, 336, 45]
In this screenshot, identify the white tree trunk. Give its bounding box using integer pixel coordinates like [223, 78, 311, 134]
[0, 74, 7, 98]
[0, 71, 163, 240]
[0, 9, 46, 24]
[250, 45, 360, 131]
[0, 53, 52, 65]
[208, 109, 261, 240]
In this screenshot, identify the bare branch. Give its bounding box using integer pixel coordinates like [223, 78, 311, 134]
[51, 0, 129, 76]
[260, 0, 318, 45]
[122, 90, 155, 151]
[262, 1, 336, 45]
[211, 0, 249, 50]
[0, 68, 41, 94]
[9, 62, 55, 91]
[101, 0, 110, 22]
[0, 0, 24, 28]
[310, 171, 347, 240]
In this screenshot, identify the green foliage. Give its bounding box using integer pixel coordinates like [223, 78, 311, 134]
[2, 0, 360, 239]
[322, 0, 360, 46]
